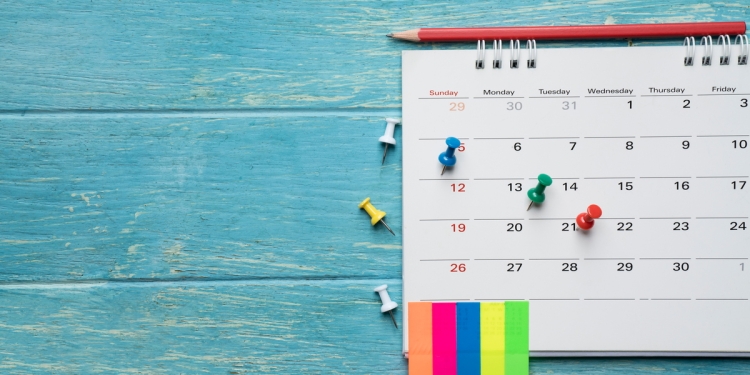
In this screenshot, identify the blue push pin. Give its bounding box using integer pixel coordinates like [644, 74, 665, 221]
[438, 137, 461, 175]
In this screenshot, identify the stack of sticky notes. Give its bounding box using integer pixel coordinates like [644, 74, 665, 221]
[408, 301, 529, 375]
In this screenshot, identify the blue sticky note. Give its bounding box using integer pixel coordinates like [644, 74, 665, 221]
[456, 302, 480, 375]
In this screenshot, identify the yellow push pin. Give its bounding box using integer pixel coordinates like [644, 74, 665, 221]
[358, 197, 395, 236]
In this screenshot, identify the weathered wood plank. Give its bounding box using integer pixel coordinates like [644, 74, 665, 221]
[0, 280, 748, 374]
[0, 0, 747, 110]
[0, 116, 401, 281]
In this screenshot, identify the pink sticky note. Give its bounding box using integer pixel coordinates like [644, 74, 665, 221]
[432, 302, 457, 375]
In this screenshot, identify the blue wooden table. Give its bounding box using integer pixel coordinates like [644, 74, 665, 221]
[0, 1, 748, 373]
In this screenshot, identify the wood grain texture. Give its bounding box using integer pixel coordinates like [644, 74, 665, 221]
[0, 0, 749, 373]
[0, 280, 406, 374]
[0, 0, 747, 110]
[0, 116, 401, 281]
[0, 281, 748, 374]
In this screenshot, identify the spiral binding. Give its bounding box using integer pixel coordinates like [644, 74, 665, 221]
[700, 36, 713, 66]
[473, 36, 745, 70]
[526, 40, 537, 68]
[735, 35, 748, 65]
[476, 40, 486, 69]
[509, 40, 521, 68]
[683, 37, 695, 66]
[476, 40, 535, 69]
[718, 35, 731, 65]
[493, 40, 502, 69]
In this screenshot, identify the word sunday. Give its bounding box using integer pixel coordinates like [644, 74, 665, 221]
[429, 90, 459, 96]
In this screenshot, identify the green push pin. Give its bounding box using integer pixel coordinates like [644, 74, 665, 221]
[527, 174, 553, 211]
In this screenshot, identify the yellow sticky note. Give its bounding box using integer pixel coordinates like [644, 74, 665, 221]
[480, 302, 505, 375]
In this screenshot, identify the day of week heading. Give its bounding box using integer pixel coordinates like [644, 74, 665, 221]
[712, 86, 736, 93]
[429, 90, 458, 96]
[482, 89, 515, 96]
[539, 89, 570, 95]
[649, 87, 685, 94]
[587, 88, 633, 95]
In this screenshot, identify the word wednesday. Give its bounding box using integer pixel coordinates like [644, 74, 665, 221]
[587, 88, 633, 95]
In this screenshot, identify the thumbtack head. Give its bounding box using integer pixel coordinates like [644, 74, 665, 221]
[438, 137, 461, 169]
[379, 118, 400, 164]
[374, 284, 398, 313]
[359, 198, 394, 235]
[527, 173, 553, 206]
[576, 204, 602, 230]
[379, 118, 400, 145]
[374, 284, 399, 327]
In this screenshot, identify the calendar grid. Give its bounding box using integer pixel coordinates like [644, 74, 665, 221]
[402, 46, 749, 355]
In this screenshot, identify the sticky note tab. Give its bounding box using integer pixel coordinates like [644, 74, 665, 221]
[505, 301, 529, 375]
[480, 302, 505, 375]
[408, 302, 433, 375]
[433, 302, 457, 375]
[456, 302, 480, 375]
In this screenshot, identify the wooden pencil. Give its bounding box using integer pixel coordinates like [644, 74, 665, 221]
[387, 22, 747, 42]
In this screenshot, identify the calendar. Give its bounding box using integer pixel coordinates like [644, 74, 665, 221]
[402, 45, 749, 356]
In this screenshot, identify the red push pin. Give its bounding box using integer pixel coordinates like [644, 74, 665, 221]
[576, 204, 602, 230]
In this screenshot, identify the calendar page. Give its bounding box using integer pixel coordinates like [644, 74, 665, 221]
[402, 46, 749, 356]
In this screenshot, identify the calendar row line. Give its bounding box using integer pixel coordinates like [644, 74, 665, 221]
[415, 218, 748, 233]
[418, 257, 748, 261]
[418, 135, 749, 140]
[414, 258, 748, 286]
[417, 94, 750, 99]
[418, 176, 749, 180]
[418, 217, 748, 220]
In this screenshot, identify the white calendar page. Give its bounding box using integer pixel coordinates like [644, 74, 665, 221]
[402, 46, 749, 356]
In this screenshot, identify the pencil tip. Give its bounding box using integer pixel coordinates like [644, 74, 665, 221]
[386, 33, 393, 38]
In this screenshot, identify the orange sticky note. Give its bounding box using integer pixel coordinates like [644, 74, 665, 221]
[408, 302, 433, 375]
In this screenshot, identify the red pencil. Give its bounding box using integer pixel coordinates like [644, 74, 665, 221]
[387, 22, 746, 42]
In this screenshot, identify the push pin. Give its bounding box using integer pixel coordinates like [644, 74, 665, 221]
[374, 284, 398, 328]
[576, 204, 602, 230]
[379, 118, 401, 165]
[359, 197, 395, 236]
[527, 173, 553, 210]
[438, 137, 461, 175]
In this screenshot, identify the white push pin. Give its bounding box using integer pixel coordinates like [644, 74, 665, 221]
[379, 118, 401, 165]
[374, 284, 398, 328]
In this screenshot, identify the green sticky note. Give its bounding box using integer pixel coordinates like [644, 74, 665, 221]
[504, 301, 529, 375]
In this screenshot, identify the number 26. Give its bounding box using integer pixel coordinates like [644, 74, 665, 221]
[451, 263, 466, 272]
